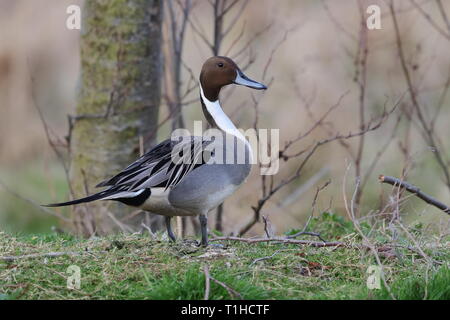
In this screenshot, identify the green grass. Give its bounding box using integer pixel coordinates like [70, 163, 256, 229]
[0, 161, 68, 234]
[1, 215, 449, 300]
[375, 265, 450, 300]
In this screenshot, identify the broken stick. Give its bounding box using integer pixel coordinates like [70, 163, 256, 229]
[379, 174, 450, 214]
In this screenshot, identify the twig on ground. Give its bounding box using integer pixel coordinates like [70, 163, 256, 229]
[203, 264, 210, 300]
[379, 175, 450, 214]
[396, 221, 434, 265]
[0, 251, 101, 262]
[201, 261, 242, 299]
[286, 231, 327, 242]
[141, 222, 157, 240]
[209, 276, 243, 300]
[249, 250, 282, 266]
[210, 236, 344, 248]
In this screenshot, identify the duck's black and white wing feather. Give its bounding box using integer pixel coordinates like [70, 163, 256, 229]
[44, 137, 211, 207]
[97, 137, 208, 190]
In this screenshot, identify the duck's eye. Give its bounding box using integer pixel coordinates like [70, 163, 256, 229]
[217, 62, 224, 68]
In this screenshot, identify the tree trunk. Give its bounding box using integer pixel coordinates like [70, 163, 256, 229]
[69, 0, 163, 236]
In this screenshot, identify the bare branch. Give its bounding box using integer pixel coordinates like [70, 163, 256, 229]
[391, 0, 450, 191]
[231, 22, 273, 59]
[379, 175, 450, 214]
[238, 90, 399, 236]
[436, 0, 450, 32]
[321, 0, 358, 42]
[410, 0, 450, 40]
[261, 26, 298, 81]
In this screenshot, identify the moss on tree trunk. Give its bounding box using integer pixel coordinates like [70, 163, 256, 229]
[69, 0, 162, 235]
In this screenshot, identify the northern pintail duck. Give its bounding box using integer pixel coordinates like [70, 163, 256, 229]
[46, 56, 267, 246]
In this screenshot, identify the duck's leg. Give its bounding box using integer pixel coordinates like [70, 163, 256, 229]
[199, 214, 208, 246]
[165, 216, 176, 242]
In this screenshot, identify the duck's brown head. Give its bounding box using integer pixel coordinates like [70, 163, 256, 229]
[199, 56, 267, 101]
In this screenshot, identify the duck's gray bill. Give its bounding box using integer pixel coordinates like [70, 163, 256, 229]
[234, 69, 267, 90]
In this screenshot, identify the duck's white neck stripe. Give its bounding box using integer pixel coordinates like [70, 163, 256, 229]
[200, 86, 254, 164]
[200, 85, 247, 143]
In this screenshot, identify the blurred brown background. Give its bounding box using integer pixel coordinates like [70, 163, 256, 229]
[1, 0, 449, 235]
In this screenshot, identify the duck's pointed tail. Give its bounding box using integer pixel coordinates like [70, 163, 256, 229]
[43, 188, 150, 208]
[42, 190, 116, 207]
